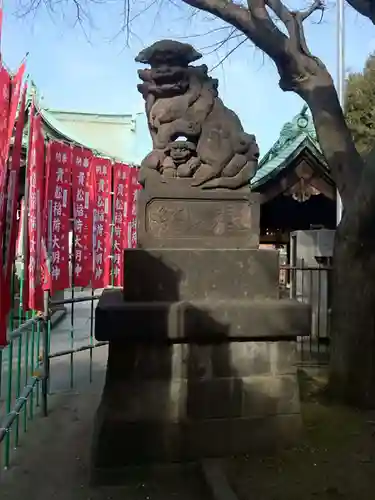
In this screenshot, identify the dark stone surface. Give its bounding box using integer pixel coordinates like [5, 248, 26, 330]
[95, 290, 310, 342]
[102, 341, 297, 381]
[122, 248, 278, 302]
[91, 337, 302, 472]
[92, 413, 301, 469]
[99, 374, 299, 421]
[137, 183, 260, 249]
[95, 341, 300, 422]
[135, 40, 259, 190]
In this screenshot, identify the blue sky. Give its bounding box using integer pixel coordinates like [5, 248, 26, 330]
[2, 0, 375, 155]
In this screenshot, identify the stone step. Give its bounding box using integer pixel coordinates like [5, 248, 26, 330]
[101, 374, 300, 422]
[105, 340, 297, 380]
[92, 412, 300, 468]
[123, 248, 280, 301]
[91, 462, 206, 495]
[95, 289, 310, 342]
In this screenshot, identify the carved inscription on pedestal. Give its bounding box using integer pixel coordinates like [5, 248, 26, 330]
[146, 199, 252, 239]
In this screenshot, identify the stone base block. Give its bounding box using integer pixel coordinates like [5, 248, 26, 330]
[123, 248, 280, 301]
[137, 184, 260, 249]
[92, 413, 301, 470]
[95, 290, 310, 342]
[105, 340, 298, 380]
[91, 340, 302, 474]
[98, 374, 299, 421]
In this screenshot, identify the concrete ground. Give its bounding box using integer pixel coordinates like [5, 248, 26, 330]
[0, 292, 207, 500]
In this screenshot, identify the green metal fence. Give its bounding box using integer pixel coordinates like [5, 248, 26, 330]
[0, 269, 48, 470]
[47, 291, 106, 390]
[0, 266, 108, 472]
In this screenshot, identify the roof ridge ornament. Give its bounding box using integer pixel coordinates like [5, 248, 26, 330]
[258, 105, 316, 167]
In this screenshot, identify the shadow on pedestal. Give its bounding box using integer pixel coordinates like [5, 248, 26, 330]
[91, 251, 308, 485]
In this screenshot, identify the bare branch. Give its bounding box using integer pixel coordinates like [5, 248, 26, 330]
[290, 0, 325, 58]
[182, 0, 327, 91]
[263, 0, 324, 54]
[297, 0, 325, 21]
[209, 35, 247, 71]
[199, 27, 237, 52]
[182, 0, 288, 63]
[176, 24, 231, 39]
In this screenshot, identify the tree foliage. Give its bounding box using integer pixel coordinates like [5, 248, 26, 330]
[345, 53, 375, 155]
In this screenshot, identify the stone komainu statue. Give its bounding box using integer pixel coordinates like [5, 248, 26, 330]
[136, 40, 260, 189]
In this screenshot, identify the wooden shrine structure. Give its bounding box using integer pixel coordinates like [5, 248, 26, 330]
[252, 105, 336, 247]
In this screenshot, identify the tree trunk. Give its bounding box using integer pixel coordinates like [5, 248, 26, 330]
[329, 205, 375, 407]
[296, 70, 375, 407]
[297, 73, 363, 208]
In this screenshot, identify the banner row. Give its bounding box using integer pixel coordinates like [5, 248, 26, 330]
[0, 62, 141, 346]
[24, 121, 140, 311]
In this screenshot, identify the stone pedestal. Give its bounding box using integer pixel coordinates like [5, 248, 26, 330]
[91, 183, 310, 482]
[137, 182, 260, 249]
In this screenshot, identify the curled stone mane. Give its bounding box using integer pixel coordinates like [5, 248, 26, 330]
[135, 39, 202, 67]
[136, 39, 259, 190]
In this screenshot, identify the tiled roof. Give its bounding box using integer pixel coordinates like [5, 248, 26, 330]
[39, 106, 124, 160]
[22, 83, 141, 163]
[251, 105, 326, 188]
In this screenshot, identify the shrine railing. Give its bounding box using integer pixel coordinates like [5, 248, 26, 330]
[280, 263, 332, 365]
[0, 274, 48, 471]
[0, 270, 107, 472]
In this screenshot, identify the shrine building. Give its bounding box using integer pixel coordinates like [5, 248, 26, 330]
[251, 105, 336, 248]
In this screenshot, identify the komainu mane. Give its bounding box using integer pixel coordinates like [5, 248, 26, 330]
[136, 40, 260, 190]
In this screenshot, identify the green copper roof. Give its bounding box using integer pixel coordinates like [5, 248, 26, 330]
[22, 82, 146, 163]
[251, 105, 326, 188]
[39, 107, 131, 161]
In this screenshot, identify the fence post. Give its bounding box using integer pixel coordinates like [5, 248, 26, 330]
[290, 233, 297, 300]
[41, 291, 50, 418]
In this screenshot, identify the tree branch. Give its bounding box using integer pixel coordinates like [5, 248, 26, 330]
[346, 0, 375, 24]
[182, 1, 328, 91]
[297, 0, 324, 21]
[209, 34, 247, 70]
[182, 0, 288, 63]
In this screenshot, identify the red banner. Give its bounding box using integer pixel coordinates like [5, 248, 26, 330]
[7, 64, 25, 152]
[0, 65, 10, 259]
[127, 168, 139, 249]
[0, 6, 3, 54]
[72, 146, 94, 288]
[2, 82, 27, 316]
[45, 142, 72, 293]
[112, 162, 130, 286]
[92, 157, 112, 289]
[20, 196, 29, 310]
[0, 66, 11, 345]
[27, 109, 45, 311]
[16, 200, 24, 260]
